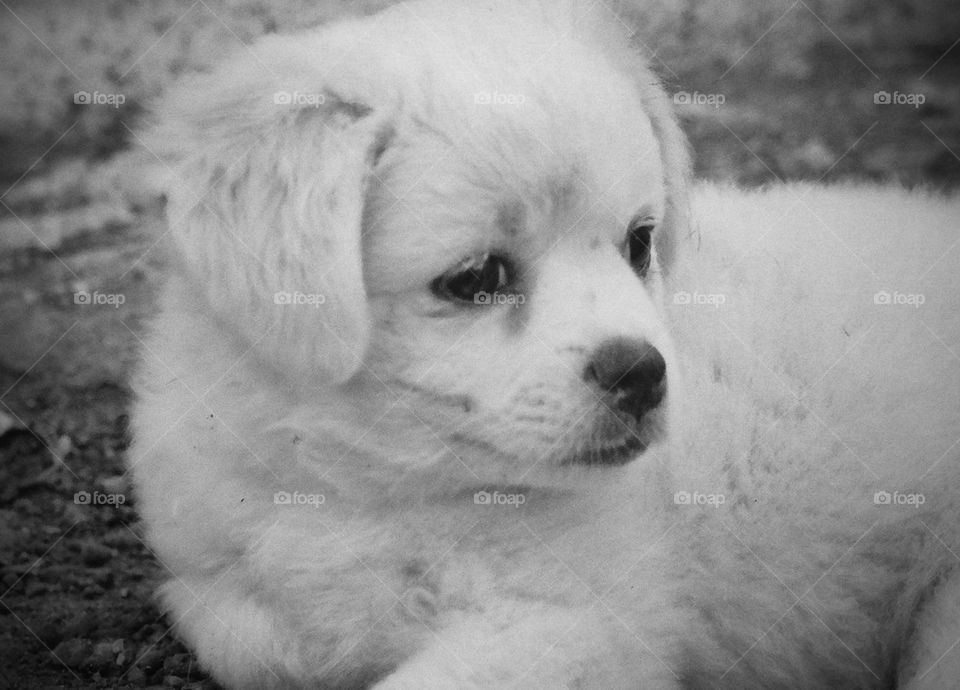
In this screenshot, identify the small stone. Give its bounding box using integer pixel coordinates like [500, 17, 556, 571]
[52, 435, 73, 464]
[81, 584, 105, 599]
[52, 638, 92, 669]
[24, 579, 46, 597]
[80, 541, 114, 567]
[102, 528, 140, 549]
[164, 652, 192, 676]
[91, 568, 114, 588]
[138, 647, 165, 673]
[0, 410, 24, 437]
[63, 616, 96, 639]
[99, 474, 128, 495]
[36, 621, 63, 647]
[83, 640, 116, 671]
[126, 666, 147, 684]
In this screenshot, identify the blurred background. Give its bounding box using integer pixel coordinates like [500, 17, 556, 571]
[0, 0, 958, 687]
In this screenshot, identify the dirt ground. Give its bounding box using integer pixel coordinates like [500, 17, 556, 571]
[0, 9, 958, 690]
[0, 211, 222, 688]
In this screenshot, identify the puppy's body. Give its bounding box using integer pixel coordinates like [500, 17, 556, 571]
[130, 1, 960, 687]
[671, 184, 960, 688]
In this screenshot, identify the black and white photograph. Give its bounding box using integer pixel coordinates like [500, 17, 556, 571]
[1, 0, 959, 687]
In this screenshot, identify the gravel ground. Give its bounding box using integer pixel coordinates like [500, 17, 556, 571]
[0, 211, 221, 689]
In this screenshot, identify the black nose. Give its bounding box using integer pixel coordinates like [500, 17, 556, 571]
[584, 338, 667, 421]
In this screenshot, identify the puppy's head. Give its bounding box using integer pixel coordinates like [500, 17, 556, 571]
[154, 0, 689, 482]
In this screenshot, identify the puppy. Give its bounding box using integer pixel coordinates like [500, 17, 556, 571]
[129, 0, 960, 687]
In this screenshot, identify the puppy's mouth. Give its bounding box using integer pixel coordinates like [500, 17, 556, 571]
[559, 399, 669, 467]
[561, 435, 649, 467]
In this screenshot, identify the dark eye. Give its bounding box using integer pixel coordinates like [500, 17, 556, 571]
[431, 252, 512, 303]
[624, 220, 655, 277]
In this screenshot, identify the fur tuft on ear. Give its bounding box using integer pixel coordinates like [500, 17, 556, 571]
[146, 34, 393, 384]
[586, 2, 692, 271]
[633, 73, 691, 271]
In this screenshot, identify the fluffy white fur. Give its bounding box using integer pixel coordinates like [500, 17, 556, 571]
[129, 1, 960, 687]
[672, 184, 960, 688]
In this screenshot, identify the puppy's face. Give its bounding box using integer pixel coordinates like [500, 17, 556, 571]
[361, 93, 674, 476]
[158, 0, 688, 483]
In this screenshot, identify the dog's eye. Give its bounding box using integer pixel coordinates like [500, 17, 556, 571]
[624, 220, 655, 277]
[431, 253, 512, 303]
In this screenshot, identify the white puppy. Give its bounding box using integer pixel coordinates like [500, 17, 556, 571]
[129, 1, 960, 688]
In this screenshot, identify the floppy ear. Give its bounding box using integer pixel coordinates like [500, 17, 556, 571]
[149, 33, 394, 384]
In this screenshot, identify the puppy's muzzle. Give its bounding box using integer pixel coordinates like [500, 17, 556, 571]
[584, 337, 667, 423]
